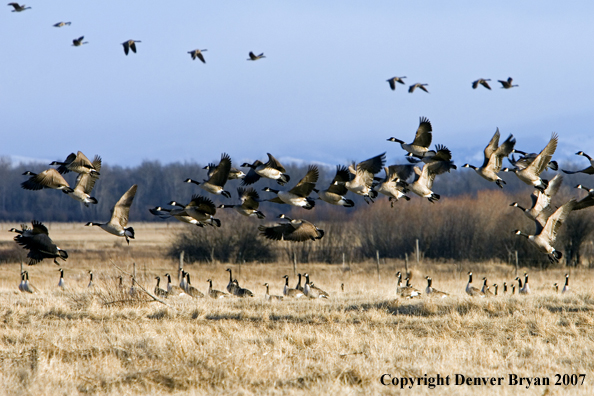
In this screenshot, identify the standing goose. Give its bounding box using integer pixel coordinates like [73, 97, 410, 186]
[387, 76, 406, 90]
[562, 274, 570, 294]
[465, 272, 484, 297]
[185, 153, 232, 198]
[188, 49, 207, 63]
[520, 273, 531, 294]
[23, 271, 38, 293]
[185, 273, 204, 298]
[514, 198, 576, 262]
[50, 152, 101, 175]
[574, 185, 594, 211]
[264, 283, 283, 301]
[303, 273, 329, 299]
[164, 273, 186, 296]
[553, 283, 559, 293]
[247, 51, 265, 60]
[57, 268, 65, 289]
[282, 275, 304, 298]
[64, 156, 102, 206]
[122, 40, 141, 55]
[204, 163, 245, 180]
[515, 277, 524, 294]
[481, 277, 494, 296]
[462, 129, 516, 188]
[225, 268, 236, 294]
[18, 272, 26, 292]
[510, 174, 563, 228]
[86, 184, 137, 244]
[313, 165, 354, 207]
[472, 78, 491, 90]
[241, 153, 290, 186]
[263, 165, 319, 209]
[170, 195, 221, 227]
[343, 153, 386, 204]
[179, 269, 188, 291]
[295, 273, 304, 292]
[87, 270, 94, 288]
[425, 277, 448, 298]
[503, 133, 558, 192]
[207, 279, 229, 299]
[493, 284, 499, 296]
[512, 284, 516, 294]
[387, 117, 434, 158]
[562, 151, 594, 175]
[13, 221, 68, 265]
[503, 282, 508, 295]
[218, 187, 265, 219]
[53, 21, 71, 27]
[408, 159, 455, 203]
[21, 169, 73, 193]
[258, 214, 324, 242]
[408, 83, 429, 93]
[154, 276, 168, 297]
[498, 77, 518, 89]
[8, 3, 30, 12]
[72, 36, 88, 46]
[376, 165, 412, 206]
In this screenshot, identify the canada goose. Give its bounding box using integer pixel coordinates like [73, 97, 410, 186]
[122, 40, 141, 55]
[562, 274, 569, 294]
[21, 169, 73, 193]
[341, 283, 344, 292]
[117, 276, 124, 291]
[86, 184, 137, 244]
[472, 78, 491, 90]
[404, 143, 455, 165]
[408, 159, 455, 203]
[425, 277, 448, 298]
[481, 277, 494, 296]
[258, 214, 324, 242]
[129, 276, 140, 298]
[8, 3, 30, 12]
[179, 270, 188, 291]
[511, 284, 516, 294]
[376, 165, 412, 206]
[515, 277, 523, 293]
[218, 187, 265, 218]
[13, 221, 68, 265]
[303, 273, 329, 299]
[188, 49, 207, 63]
[164, 273, 186, 296]
[53, 21, 71, 27]
[562, 151, 594, 175]
[149, 206, 208, 227]
[154, 276, 168, 297]
[23, 271, 38, 293]
[233, 280, 254, 297]
[247, 51, 265, 61]
[503, 282, 508, 295]
[58, 268, 65, 289]
[519, 273, 530, 294]
[18, 272, 26, 292]
[282, 275, 304, 298]
[65, 156, 102, 206]
[498, 77, 518, 89]
[241, 153, 290, 186]
[395, 271, 404, 293]
[295, 273, 304, 292]
[465, 272, 484, 297]
[225, 268, 236, 294]
[50, 151, 100, 175]
[462, 129, 516, 188]
[574, 185, 594, 211]
[387, 76, 406, 90]
[510, 174, 563, 228]
[553, 283, 559, 293]
[408, 83, 429, 93]
[508, 150, 558, 172]
[503, 133, 558, 192]
[87, 270, 94, 288]
[204, 163, 245, 180]
[207, 279, 228, 299]
[387, 117, 434, 158]
[170, 195, 221, 227]
[514, 198, 576, 262]
[313, 165, 354, 207]
[185, 273, 204, 298]
[185, 153, 232, 198]
[263, 165, 318, 209]
[493, 284, 499, 296]
[341, 153, 385, 203]
[72, 36, 88, 46]
[398, 277, 421, 298]
[264, 283, 283, 301]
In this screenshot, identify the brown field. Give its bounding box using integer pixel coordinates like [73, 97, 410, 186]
[1, 223, 593, 395]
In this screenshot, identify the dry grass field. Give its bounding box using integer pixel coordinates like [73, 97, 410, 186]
[1, 223, 593, 395]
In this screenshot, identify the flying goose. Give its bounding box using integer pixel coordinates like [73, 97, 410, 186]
[247, 51, 265, 61]
[481, 277, 494, 296]
[50, 152, 101, 175]
[425, 277, 448, 298]
[169, 195, 221, 227]
[520, 273, 531, 294]
[241, 153, 290, 186]
[58, 268, 65, 289]
[510, 173, 563, 228]
[262, 165, 318, 209]
[342, 153, 386, 203]
[562, 151, 594, 175]
[218, 187, 265, 218]
[204, 163, 245, 180]
[188, 49, 207, 63]
[149, 205, 209, 227]
[562, 274, 569, 294]
[462, 129, 516, 188]
[122, 40, 141, 55]
[13, 221, 68, 265]
[185, 273, 204, 298]
[282, 275, 304, 298]
[72, 36, 88, 46]
[376, 165, 412, 206]
[387, 117, 434, 158]
[23, 271, 38, 293]
[164, 273, 185, 296]
[207, 279, 229, 299]
[503, 133, 558, 192]
[295, 273, 304, 292]
[185, 153, 232, 198]
[408, 83, 429, 93]
[574, 185, 594, 211]
[264, 283, 283, 301]
[509, 150, 558, 172]
[498, 77, 518, 89]
[8, 3, 30, 12]
[53, 21, 71, 27]
[398, 277, 421, 298]
[408, 159, 455, 203]
[65, 156, 102, 206]
[154, 276, 168, 297]
[21, 169, 73, 193]
[313, 165, 354, 207]
[387, 76, 406, 90]
[404, 143, 455, 165]
[303, 273, 329, 299]
[258, 214, 324, 242]
[85, 184, 137, 244]
[87, 270, 94, 288]
[472, 78, 491, 90]
[514, 198, 576, 262]
[465, 272, 484, 297]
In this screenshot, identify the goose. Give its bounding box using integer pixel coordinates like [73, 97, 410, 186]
[154, 276, 168, 297]
[303, 273, 329, 298]
[462, 129, 516, 188]
[247, 51, 265, 61]
[387, 117, 434, 158]
[398, 277, 421, 298]
[425, 277, 448, 298]
[553, 283, 559, 293]
[122, 40, 141, 55]
[295, 273, 304, 292]
[514, 198, 576, 262]
[185, 153, 232, 198]
[510, 173, 563, 228]
[481, 277, 494, 296]
[87, 270, 94, 288]
[188, 49, 207, 63]
[493, 284, 499, 296]
[312, 165, 354, 207]
[282, 275, 304, 298]
[515, 277, 523, 293]
[18, 272, 26, 292]
[508, 150, 558, 172]
[376, 165, 412, 206]
[264, 283, 283, 301]
[511, 284, 516, 294]
[503, 282, 508, 295]
[404, 143, 455, 165]
[8, 3, 30, 12]
[23, 271, 38, 293]
[129, 276, 140, 298]
[574, 185, 594, 211]
[149, 206, 208, 227]
[185, 273, 204, 298]
[395, 271, 404, 294]
[342, 153, 386, 204]
[179, 270, 188, 291]
[408, 159, 455, 203]
[562, 274, 569, 294]
[562, 151, 594, 175]
[164, 273, 186, 296]
[169, 195, 221, 227]
[520, 273, 531, 294]
[241, 153, 290, 186]
[258, 214, 324, 242]
[503, 133, 558, 192]
[207, 279, 228, 299]
[13, 221, 68, 265]
[233, 280, 254, 297]
[53, 21, 71, 27]
[408, 83, 429, 93]
[117, 276, 124, 291]
[262, 165, 318, 209]
[204, 163, 245, 180]
[225, 268, 236, 294]
[57, 268, 65, 289]
[472, 78, 491, 90]
[50, 151, 100, 175]
[72, 36, 88, 46]
[21, 169, 73, 193]
[387, 76, 406, 90]
[86, 184, 137, 244]
[341, 283, 344, 292]
[65, 156, 102, 206]
[465, 272, 484, 297]
[498, 77, 518, 89]
[218, 187, 265, 218]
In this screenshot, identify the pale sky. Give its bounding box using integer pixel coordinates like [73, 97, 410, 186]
[2, 1, 593, 168]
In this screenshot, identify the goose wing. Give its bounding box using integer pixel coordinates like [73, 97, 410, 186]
[541, 198, 576, 245]
[523, 133, 558, 176]
[265, 153, 286, 172]
[22, 169, 70, 190]
[387, 164, 414, 182]
[487, 133, 515, 172]
[388, 79, 396, 90]
[327, 165, 350, 195]
[285, 221, 322, 242]
[356, 153, 386, 175]
[242, 166, 262, 185]
[482, 129, 501, 168]
[187, 195, 216, 215]
[411, 117, 432, 148]
[430, 144, 453, 162]
[74, 172, 98, 194]
[238, 187, 260, 210]
[207, 153, 231, 187]
[480, 80, 491, 90]
[31, 220, 49, 235]
[289, 165, 318, 197]
[109, 184, 137, 227]
[575, 195, 594, 211]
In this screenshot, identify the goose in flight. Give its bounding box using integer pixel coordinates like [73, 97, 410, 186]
[122, 40, 141, 55]
[21, 168, 73, 193]
[185, 153, 232, 198]
[50, 151, 101, 175]
[562, 151, 594, 175]
[72, 36, 88, 46]
[247, 51, 265, 61]
[188, 49, 207, 63]
[241, 153, 290, 186]
[462, 129, 515, 188]
[387, 117, 434, 158]
[313, 165, 354, 207]
[262, 165, 318, 210]
[343, 153, 386, 204]
[86, 184, 137, 244]
[8, 3, 30, 12]
[12, 221, 68, 265]
[387, 76, 406, 90]
[498, 77, 518, 89]
[258, 214, 324, 242]
[54, 22, 71, 27]
[510, 174, 563, 228]
[408, 83, 429, 93]
[218, 187, 265, 218]
[503, 133, 558, 192]
[472, 78, 491, 90]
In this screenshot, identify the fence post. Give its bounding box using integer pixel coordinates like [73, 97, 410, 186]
[515, 250, 519, 276]
[405, 253, 409, 276]
[416, 239, 420, 264]
[293, 252, 297, 277]
[342, 252, 346, 272]
[178, 251, 184, 283]
[376, 250, 380, 282]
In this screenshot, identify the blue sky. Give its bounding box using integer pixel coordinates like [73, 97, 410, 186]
[2, 1, 593, 169]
